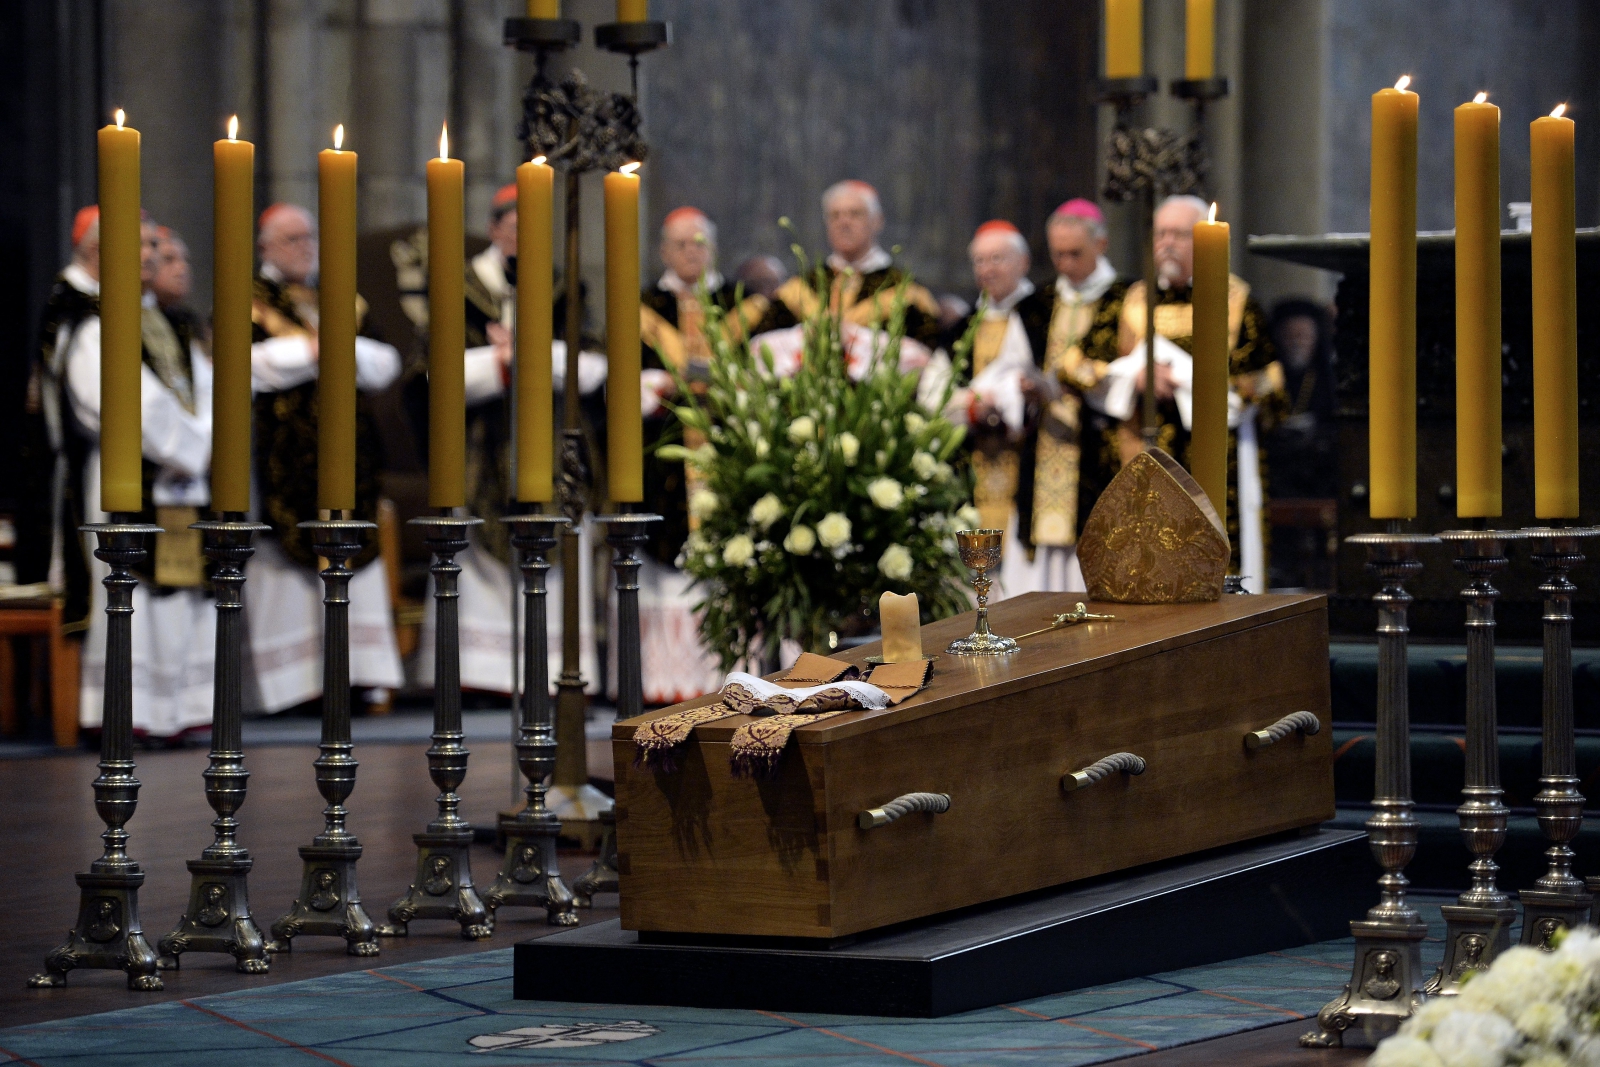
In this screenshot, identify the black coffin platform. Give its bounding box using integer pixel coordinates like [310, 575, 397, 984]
[515, 827, 1370, 1017]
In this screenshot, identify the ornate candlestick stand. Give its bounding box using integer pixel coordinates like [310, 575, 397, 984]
[31, 518, 164, 990]
[1302, 528, 1438, 1048]
[159, 518, 272, 973]
[1520, 526, 1598, 944]
[574, 511, 660, 906]
[1424, 529, 1521, 994]
[269, 519, 381, 956]
[379, 514, 492, 939]
[484, 513, 578, 925]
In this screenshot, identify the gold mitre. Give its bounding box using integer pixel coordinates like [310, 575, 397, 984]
[1077, 448, 1228, 604]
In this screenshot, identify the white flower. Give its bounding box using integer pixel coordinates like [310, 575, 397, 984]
[754, 437, 770, 458]
[904, 412, 927, 434]
[875, 449, 889, 468]
[721, 534, 755, 567]
[911, 451, 938, 481]
[1368, 1036, 1446, 1067]
[817, 512, 852, 549]
[748, 493, 783, 530]
[1515, 1002, 1571, 1046]
[954, 504, 982, 531]
[867, 477, 904, 510]
[783, 525, 816, 555]
[688, 443, 716, 469]
[689, 489, 719, 519]
[787, 416, 816, 443]
[746, 419, 762, 439]
[934, 460, 954, 482]
[878, 543, 913, 581]
[836, 432, 860, 465]
[1428, 1010, 1520, 1067]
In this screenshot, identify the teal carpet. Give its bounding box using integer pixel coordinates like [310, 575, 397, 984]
[0, 902, 1456, 1066]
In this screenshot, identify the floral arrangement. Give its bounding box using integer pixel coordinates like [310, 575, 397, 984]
[1370, 928, 1600, 1067]
[660, 270, 979, 670]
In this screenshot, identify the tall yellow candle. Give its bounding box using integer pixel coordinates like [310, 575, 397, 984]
[212, 116, 254, 514]
[527, 0, 559, 17]
[516, 156, 555, 503]
[1532, 104, 1578, 519]
[1105, 0, 1142, 78]
[1454, 93, 1501, 518]
[617, 0, 647, 22]
[98, 110, 142, 515]
[1185, 0, 1215, 80]
[1369, 77, 1418, 520]
[318, 126, 358, 512]
[427, 125, 466, 510]
[604, 162, 643, 504]
[1190, 202, 1230, 517]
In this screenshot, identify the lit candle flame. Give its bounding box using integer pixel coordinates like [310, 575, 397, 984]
[439, 123, 449, 160]
[532, 154, 547, 166]
[620, 161, 641, 175]
[114, 108, 125, 129]
[1394, 75, 1411, 92]
[1208, 201, 1218, 223]
[228, 114, 239, 140]
[1473, 91, 1488, 104]
[333, 124, 344, 150]
[1552, 103, 1568, 119]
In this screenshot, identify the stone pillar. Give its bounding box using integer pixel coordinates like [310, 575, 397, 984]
[355, 1, 451, 232]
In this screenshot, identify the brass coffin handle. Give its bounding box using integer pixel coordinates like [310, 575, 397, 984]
[1244, 710, 1322, 750]
[858, 792, 951, 829]
[1062, 752, 1146, 792]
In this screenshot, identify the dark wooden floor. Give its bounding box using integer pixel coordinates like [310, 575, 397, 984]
[0, 742, 1367, 1063]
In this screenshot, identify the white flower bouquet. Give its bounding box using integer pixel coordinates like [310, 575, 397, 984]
[660, 271, 977, 670]
[1371, 928, 1600, 1067]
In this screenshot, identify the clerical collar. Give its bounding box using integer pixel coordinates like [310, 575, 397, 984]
[826, 245, 892, 275]
[658, 269, 723, 296]
[473, 244, 511, 300]
[980, 278, 1036, 317]
[1056, 256, 1117, 303]
[64, 262, 99, 297]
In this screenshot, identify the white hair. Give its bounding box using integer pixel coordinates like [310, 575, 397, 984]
[821, 180, 882, 221]
[661, 211, 717, 249]
[1046, 210, 1106, 242]
[969, 228, 1029, 259]
[1158, 194, 1211, 222]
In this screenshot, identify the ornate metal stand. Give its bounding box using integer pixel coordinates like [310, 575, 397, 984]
[379, 514, 493, 940]
[159, 519, 272, 973]
[1424, 530, 1520, 994]
[484, 514, 578, 925]
[574, 512, 660, 907]
[1302, 530, 1438, 1048]
[269, 519, 381, 957]
[31, 519, 165, 990]
[1520, 527, 1599, 944]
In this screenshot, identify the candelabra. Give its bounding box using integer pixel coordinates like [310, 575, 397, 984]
[1423, 529, 1521, 994]
[159, 519, 271, 973]
[1520, 527, 1598, 945]
[269, 519, 381, 957]
[379, 514, 492, 940]
[504, 11, 667, 842]
[1302, 528, 1439, 1048]
[483, 513, 577, 925]
[31, 518, 164, 990]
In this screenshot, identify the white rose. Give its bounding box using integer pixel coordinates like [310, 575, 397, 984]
[721, 534, 755, 567]
[787, 416, 816, 444]
[868, 477, 904, 510]
[904, 412, 927, 434]
[689, 489, 719, 519]
[911, 451, 938, 481]
[754, 437, 770, 458]
[816, 512, 852, 549]
[934, 460, 954, 482]
[836, 432, 860, 465]
[783, 525, 816, 555]
[878, 543, 914, 581]
[954, 504, 981, 530]
[1427, 1011, 1520, 1067]
[1368, 1036, 1445, 1067]
[748, 493, 783, 530]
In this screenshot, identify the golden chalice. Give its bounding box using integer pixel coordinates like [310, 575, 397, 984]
[947, 529, 1019, 656]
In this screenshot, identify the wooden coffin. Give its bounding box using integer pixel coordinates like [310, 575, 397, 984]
[612, 591, 1334, 940]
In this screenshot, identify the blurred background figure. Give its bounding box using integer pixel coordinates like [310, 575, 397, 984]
[1264, 298, 1339, 591]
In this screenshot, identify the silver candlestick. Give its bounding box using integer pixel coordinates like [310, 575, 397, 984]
[1425, 529, 1521, 994]
[159, 519, 272, 973]
[574, 512, 660, 907]
[31, 519, 165, 990]
[1521, 527, 1599, 946]
[483, 513, 578, 925]
[379, 513, 493, 940]
[1302, 529, 1439, 1048]
[269, 519, 382, 957]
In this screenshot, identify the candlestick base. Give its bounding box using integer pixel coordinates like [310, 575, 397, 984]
[1521, 889, 1593, 950]
[1170, 77, 1230, 101]
[271, 844, 379, 956]
[1422, 903, 1514, 996]
[503, 17, 580, 52]
[573, 808, 620, 908]
[595, 20, 670, 54]
[1096, 76, 1159, 106]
